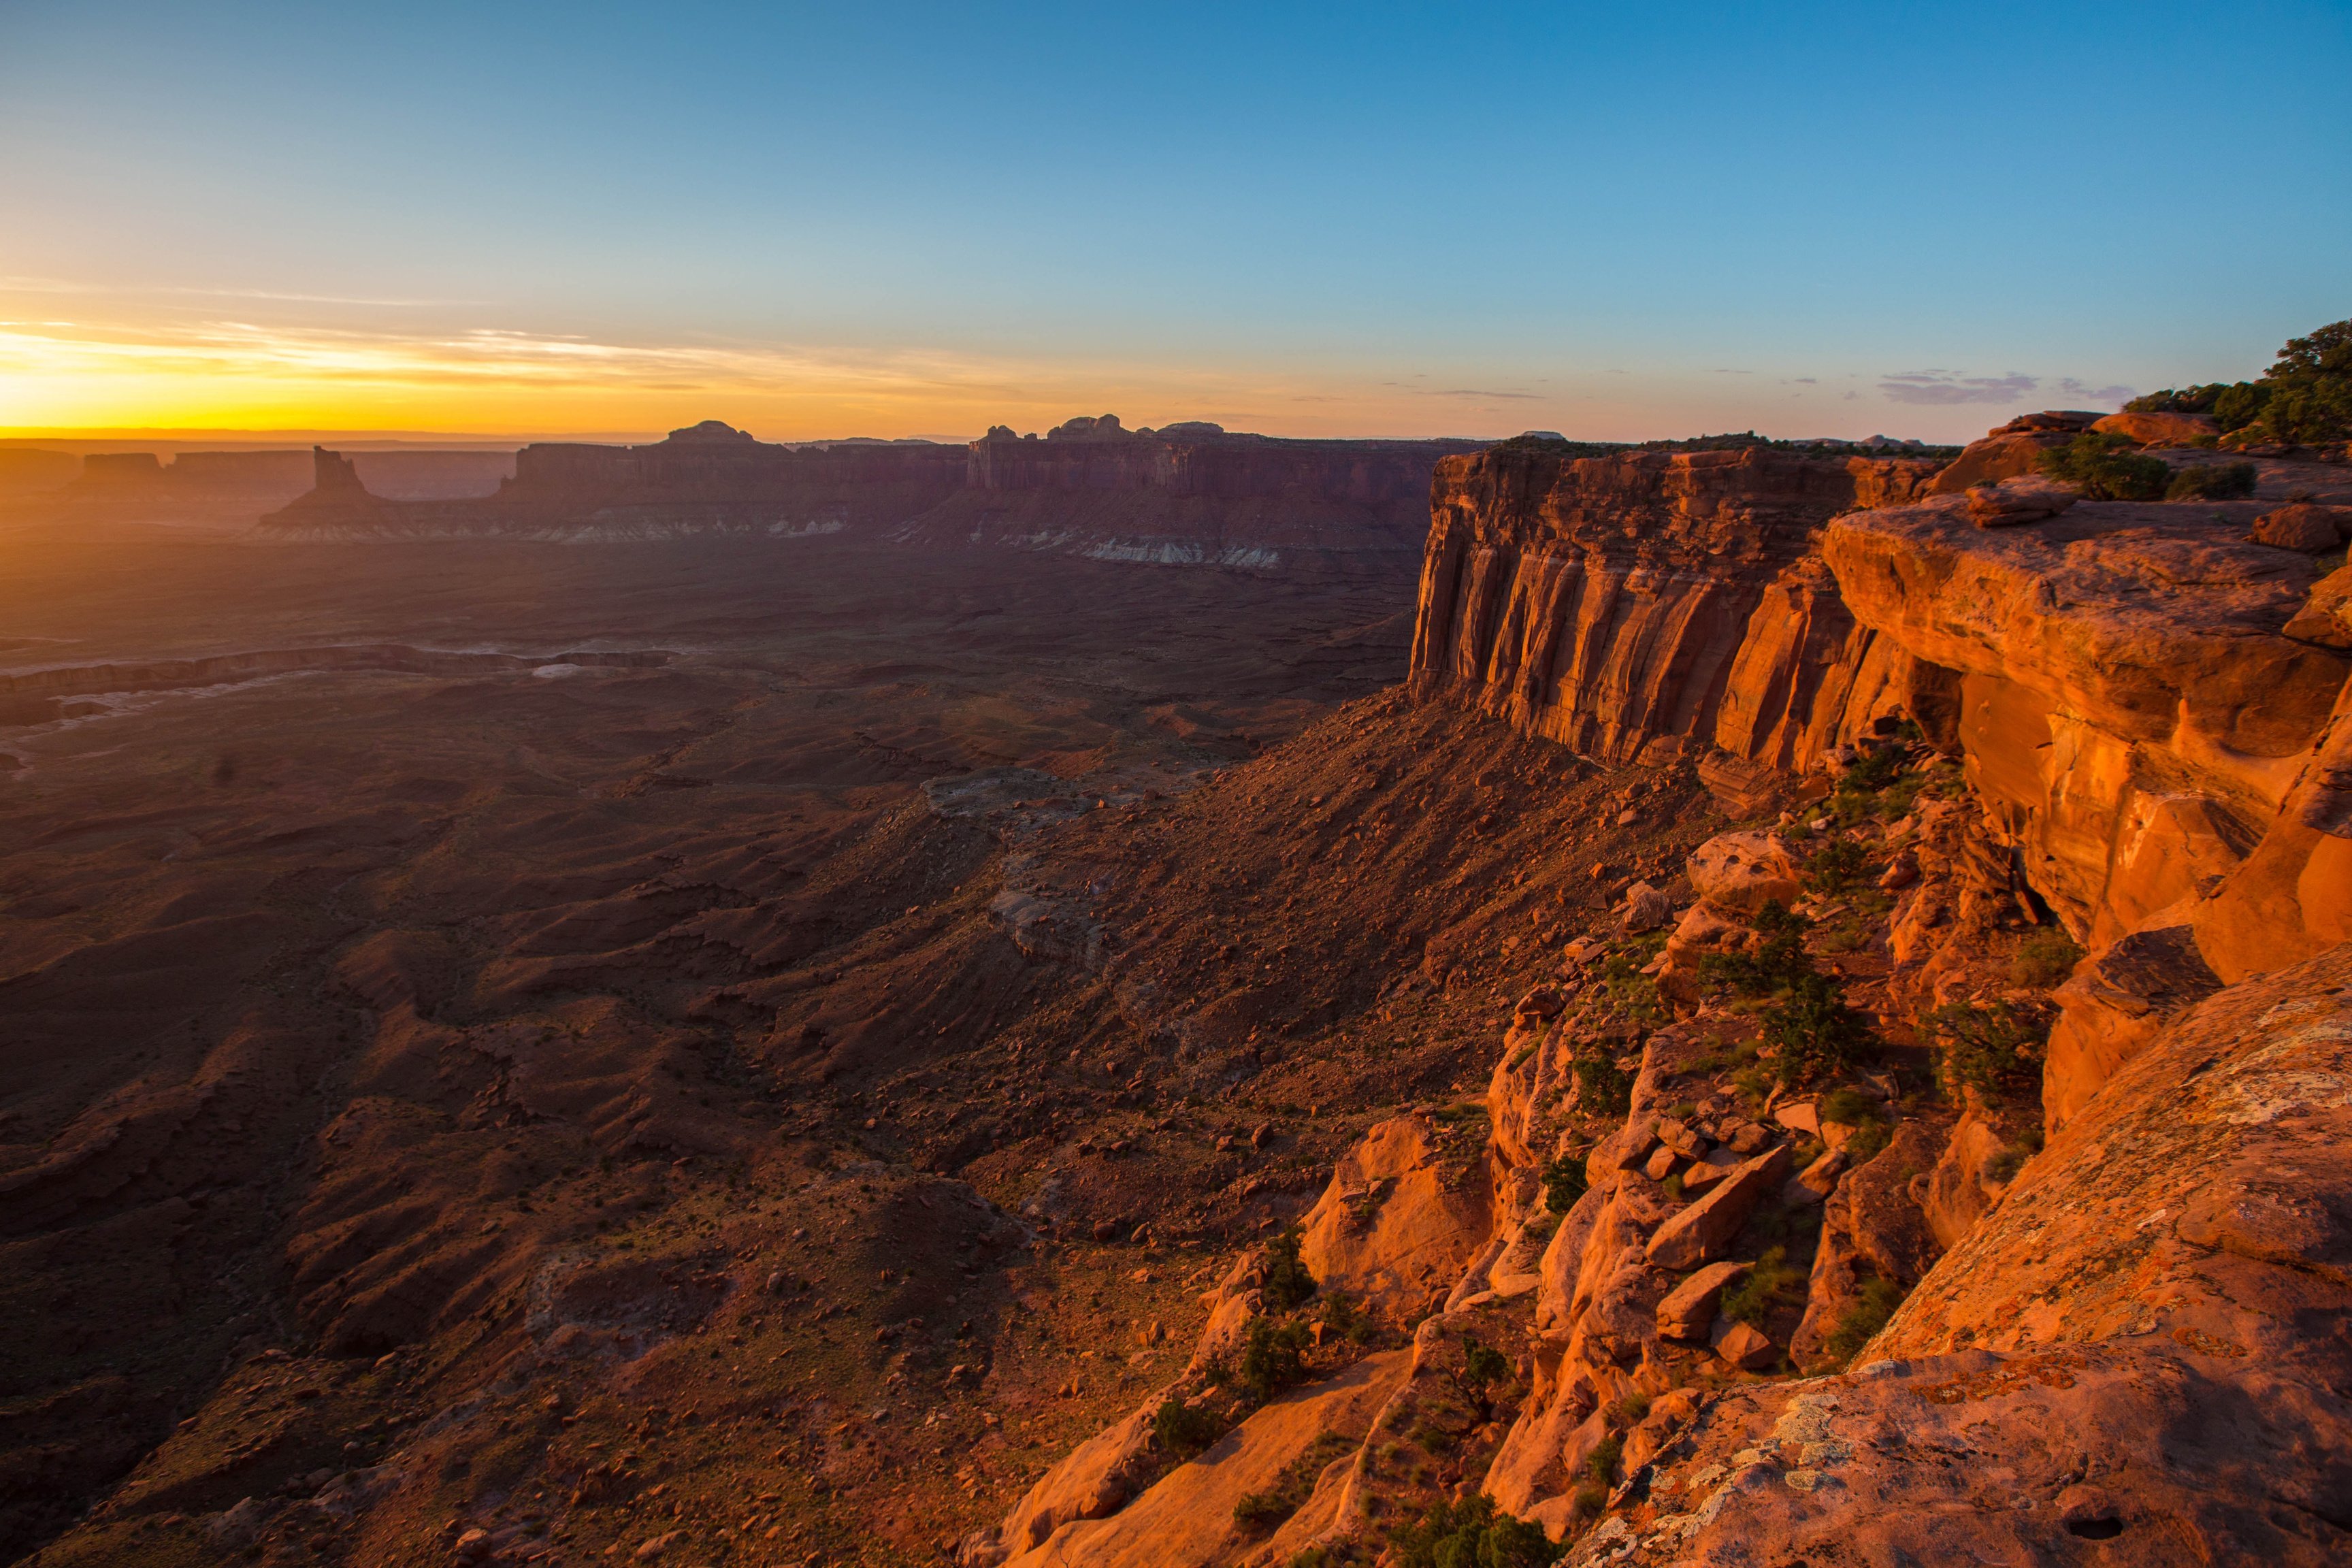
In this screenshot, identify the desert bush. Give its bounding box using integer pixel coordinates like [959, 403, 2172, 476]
[1541, 1153, 1590, 1214]
[1804, 836, 1869, 894]
[1154, 1394, 1227, 1460]
[1571, 1051, 1635, 1117]
[1720, 1244, 1808, 1326]
[1390, 1495, 1563, 1568]
[1598, 936, 1669, 1026]
[2038, 433, 2170, 500]
[1234, 1431, 1358, 1529]
[2125, 384, 2229, 415]
[1261, 1225, 1317, 1311]
[1760, 973, 1874, 1086]
[1614, 1390, 1651, 1423]
[1824, 1277, 1908, 1365]
[1320, 1289, 1375, 1345]
[2211, 378, 2274, 431]
[1586, 1433, 1623, 1486]
[1921, 1000, 2047, 1104]
[1699, 900, 1814, 997]
[1241, 1318, 1312, 1399]
[2163, 461, 2257, 501]
[2010, 927, 2085, 987]
[2257, 318, 2352, 444]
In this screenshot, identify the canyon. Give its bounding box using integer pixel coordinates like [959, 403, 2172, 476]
[2, 406, 2349, 1568]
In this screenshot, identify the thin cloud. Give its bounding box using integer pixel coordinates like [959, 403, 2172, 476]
[1878, 370, 2038, 406]
[2054, 376, 2135, 406]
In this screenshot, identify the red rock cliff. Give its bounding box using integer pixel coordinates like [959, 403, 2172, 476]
[1407, 444, 1940, 766]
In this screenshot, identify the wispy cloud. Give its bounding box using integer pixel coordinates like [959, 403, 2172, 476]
[2054, 376, 2135, 405]
[1878, 370, 2039, 406]
[0, 274, 470, 308]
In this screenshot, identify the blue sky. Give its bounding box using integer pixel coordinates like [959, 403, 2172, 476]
[1, 0, 2346, 440]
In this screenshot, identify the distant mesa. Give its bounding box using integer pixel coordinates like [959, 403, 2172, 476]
[665, 419, 759, 444]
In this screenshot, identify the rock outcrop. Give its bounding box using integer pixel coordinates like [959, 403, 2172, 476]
[1406, 442, 1944, 766]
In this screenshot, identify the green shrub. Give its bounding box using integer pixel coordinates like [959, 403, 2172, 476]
[2163, 461, 2257, 501]
[1241, 1318, 1312, 1399]
[1698, 900, 1815, 998]
[1818, 1087, 1875, 1126]
[1597, 938, 1669, 1026]
[1261, 1225, 1317, 1311]
[1320, 1289, 1375, 1345]
[1390, 1495, 1563, 1568]
[1759, 973, 1874, 1086]
[1719, 1244, 1807, 1327]
[2257, 318, 2352, 445]
[1154, 1395, 1227, 1460]
[1235, 1432, 1358, 1529]
[1571, 1052, 1634, 1117]
[1921, 1001, 2047, 1105]
[1823, 1277, 1907, 1365]
[2125, 383, 2230, 416]
[1804, 837, 1869, 894]
[2212, 378, 2274, 432]
[1540, 1154, 1589, 1215]
[2010, 927, 2085, 987]
[1586, 1433, 1623, 1486]
[2038, 433, 2170, 500]
[1614, 1390, 1651, 1423]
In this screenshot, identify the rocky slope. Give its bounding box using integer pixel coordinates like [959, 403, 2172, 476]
[962, 421, 2352, 1566]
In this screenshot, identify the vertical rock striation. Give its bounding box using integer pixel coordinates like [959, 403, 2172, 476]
[1406, 444, 1941, 768]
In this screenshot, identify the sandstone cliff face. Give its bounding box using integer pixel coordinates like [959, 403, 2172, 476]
[1407, 445, 1941, 766]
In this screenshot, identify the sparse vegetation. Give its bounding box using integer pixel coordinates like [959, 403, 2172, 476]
[1389, 1494, 1564, 1568]
[2010, 927, 2085, 987]
[1586, 1433, 1623, 1487]
[1541, 1152, 1590, 1214]
[1720, 1245, 1807, 1326]
[1824, 1277, 1908, 1364]
[2037, 433, 2170, 500]
[1234, 1431, 1357, 1529]
[1261, 1225, 1318, 1311]
[2164, 462, 2257, 501]
[1803, 836, 1869, 894]
[1154, 1394, 1228, 1460]
[1759, 977, 1874, 1087]
[1571, 1051, 1635, 1117]
[1241, 1317, 1313, 1399]
[1921, 1000, 2048, 1105]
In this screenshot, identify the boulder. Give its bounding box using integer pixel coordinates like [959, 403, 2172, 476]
[1922, 430, 2072, 496]
[1656, 1260, 1748, 1341]
[1773, 1101, 1820, 1137]
[1789, 1122, 1942, 1368]
[1967, 481, 2077, 528]
[1654, 1117, 1706, 1159]
[2283, 564, 2352, 649]
[1642, 1144, 1679, 1181]
[2253, 503, 2352, 553]
[1796, 1147, 1847, 1199]
[1711, 1320, 1778, 1371]
[2044, 924, 2222, 1135]
[1686, 831, 1802, 915]
[1646, 1144, 1793, 1270]
[1297, 1115, 1492, 1320]
[2089, 410, 2219, 446]
[1620, 881, 1673, 932]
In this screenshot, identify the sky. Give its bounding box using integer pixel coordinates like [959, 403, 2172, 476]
[1, 1, 2347, 444]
